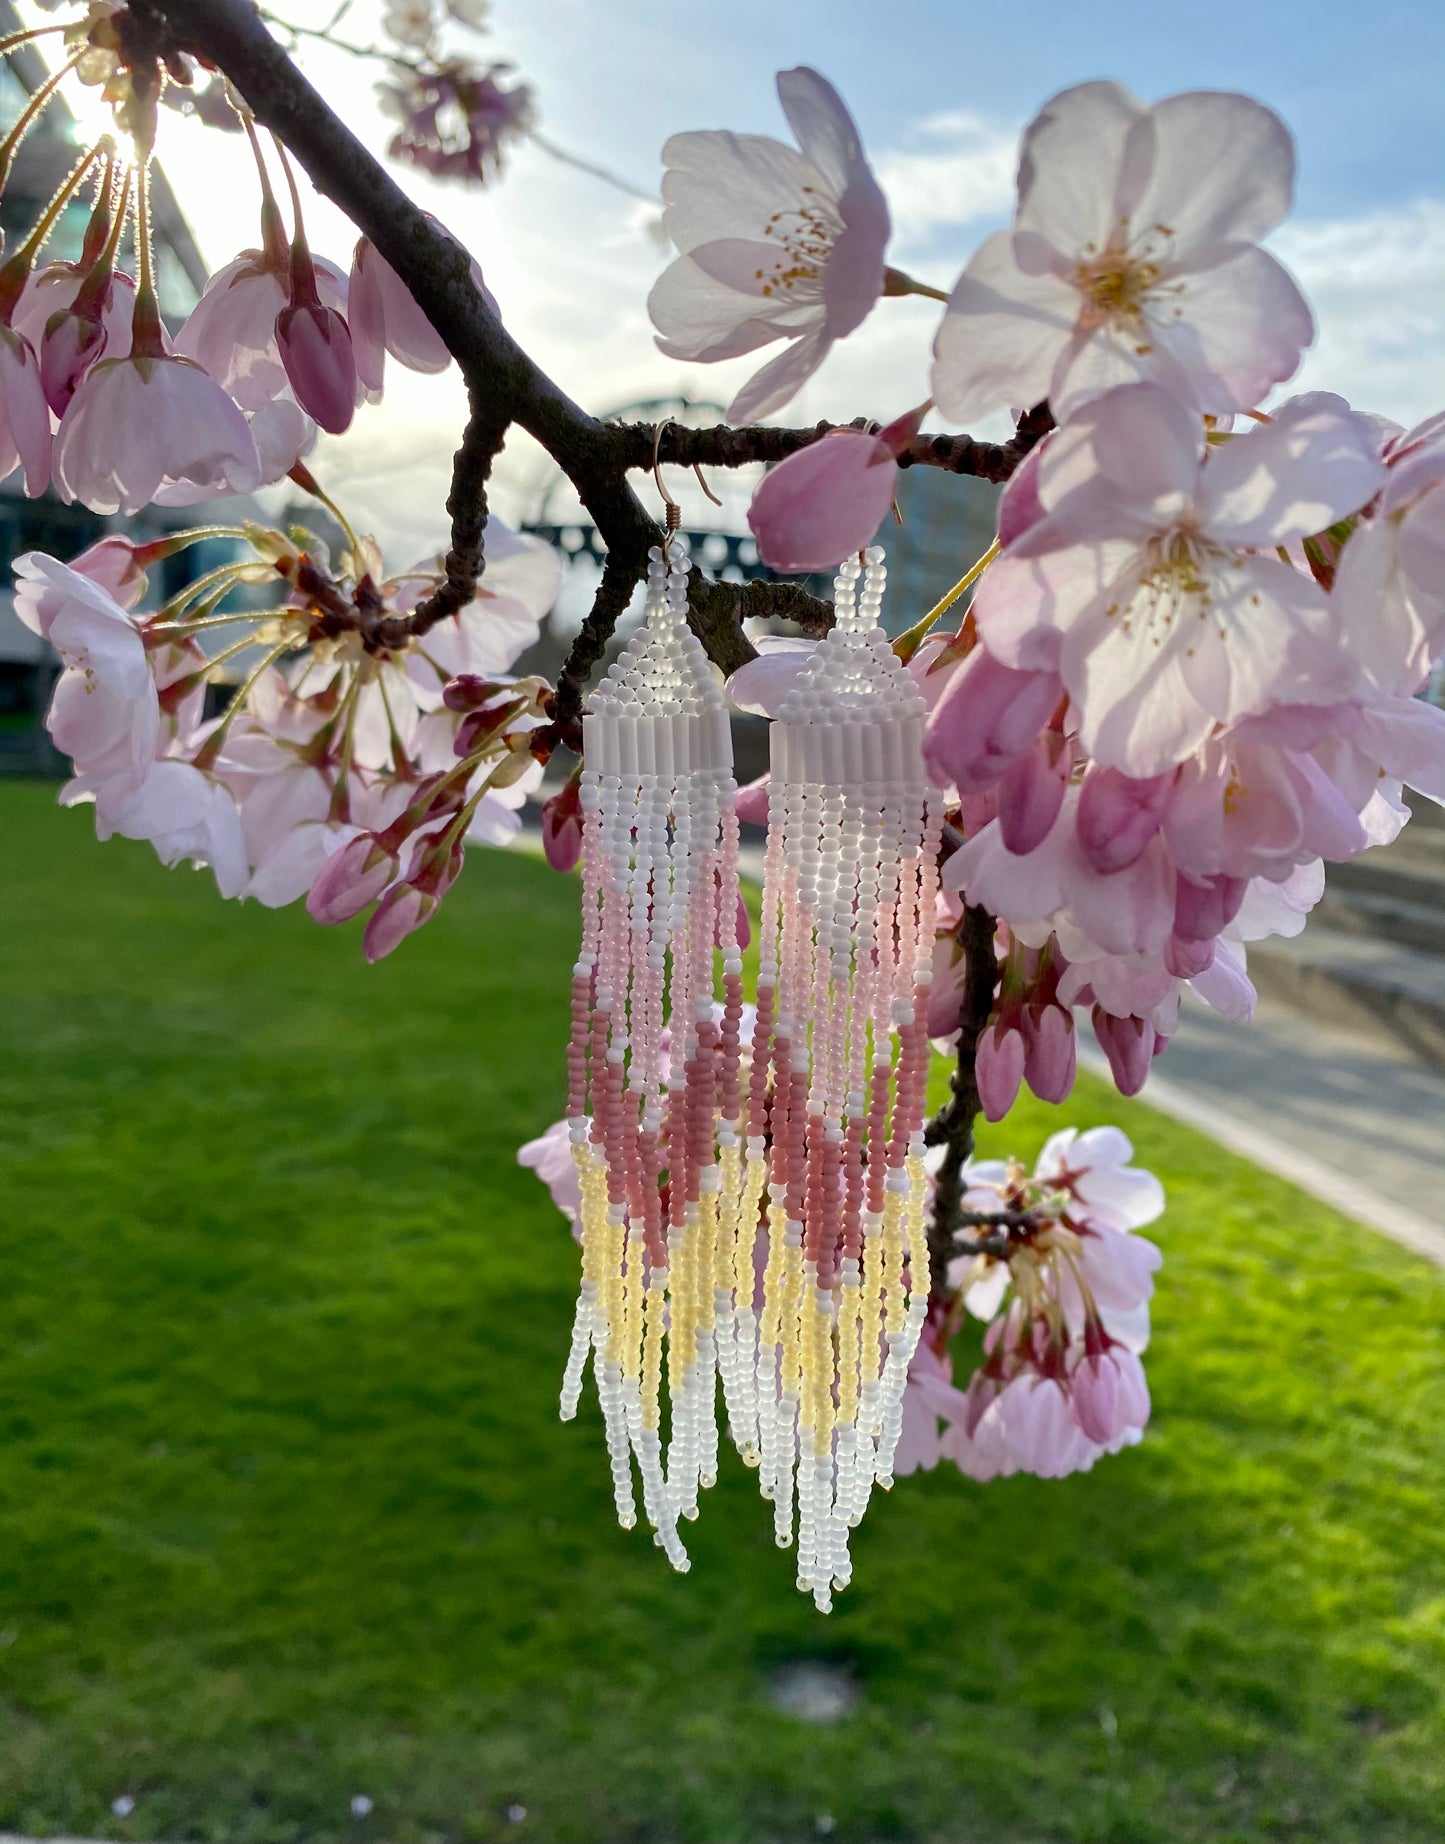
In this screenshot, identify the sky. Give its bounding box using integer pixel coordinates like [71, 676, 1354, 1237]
[24, 0, 1445, 568]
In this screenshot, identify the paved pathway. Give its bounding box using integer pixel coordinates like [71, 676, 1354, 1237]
[1088, 996, 1445, 1269]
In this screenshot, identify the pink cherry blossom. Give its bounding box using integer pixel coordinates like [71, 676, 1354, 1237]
[13, 551, 158, 800]
[308, 829, 402, 923]
[0, 327, 52, 496]
[932, 81, 1314, 423]
[1071, 1345, 1150, 1446]
[348, 231, 495, 391]
[518, 1117, 583, 1239]
[923, 644, 1062, 793]
[972, 386, 1384, 776]
[54, 353, 261, 515]
[893, 1336, 972, 1477]
[94, 759, 249, 898]
[747, 408, 922, 572]
[648, 67, 889, 423]
[176, 251, 348, 412]
[1333, 420, 1445, 695]
[975, 1020, 1025, 1121]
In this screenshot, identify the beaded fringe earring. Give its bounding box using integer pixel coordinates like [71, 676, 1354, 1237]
[749, 545, 941, 1611]
[560, 536, 746, 1574]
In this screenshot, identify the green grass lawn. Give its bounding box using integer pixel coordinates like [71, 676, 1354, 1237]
[1, 777, 1443, 1844]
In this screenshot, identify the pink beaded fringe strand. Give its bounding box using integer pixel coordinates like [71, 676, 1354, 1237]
[560, 537, 746, 1572]
[750, 544, 940, 1610]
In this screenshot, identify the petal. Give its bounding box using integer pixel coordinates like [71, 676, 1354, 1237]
[660, 129, 825, 251]
[727, 636, 819, 717]
[1120, 90, 1296, 260]
[1152, 246, 1313, 416]
[1197, 395, 1384, 547]
[1180, 556, 1356, 724]
[726, 325, 830, 422]
[1016, 80, 1145, 256]
[972, 539, 1136, 672]
[776, 66, 867, 198]
[648, 256, 795, 362]
[746, 430, 896, 570]
[931, 229, 1077, 424]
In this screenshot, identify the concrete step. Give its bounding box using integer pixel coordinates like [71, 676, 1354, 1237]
[1328, 844, 1445, 910]
[1318, 884, 1445, 958]
[1247, 925, 1445, 1073]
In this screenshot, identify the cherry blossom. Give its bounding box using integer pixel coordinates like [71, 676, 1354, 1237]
[938, 1127, 1162, 1480]
[176, 250, 348, 412]
[970, 386, 1384, 776]
[95, 759, 249, 899]
[54, 352, 261, 514]
[648, 67, 889, 422]
[13, 550, 156, 801]
[348, 232, 496, 391]
[932, 81, 1314, 423]
[0, 327, 52, 495]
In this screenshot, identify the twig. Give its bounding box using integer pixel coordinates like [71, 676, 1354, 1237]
[922, 904, 999, 1300]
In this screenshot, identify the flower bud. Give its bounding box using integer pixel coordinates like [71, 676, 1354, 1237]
[1077, 764, 1177, 874]
[276, 300, 357, 434]
[306, 831, 398, 923]
[997, 731, 1068, 855]
[924, 647, 1062, 793]
[540, 773, 583, 873]
[1091, 1009, 1155, 1097]
[976, 1020, 1025, 1121]
[1021, 1002, 1076, 1105]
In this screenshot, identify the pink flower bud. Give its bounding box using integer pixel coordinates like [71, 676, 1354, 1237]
[924, 646, 1062, 793]
[40, 307, 107, 416]
[1174, 872, 1247, 942]
[1022, 1002, 1076, 1105]
[1164, 933, 1215, 978]
[306, 832, 398, 923]
[997, 731, 1068, 855]
[1076, 764, 1177, 874]
[746, 409, 922, 574]
[540, 775, 583, 873]
[735, 774, 770, 828]
[734, 891, 752, 952]
[976, 1021, 1025, 1121]
[1072, 1347, 1150, 1444]
[363, 881, 434, 962]
[276, 300, 357, 435]
[1092, 1009, 1155, 1097]
[442, 673, 500, 713]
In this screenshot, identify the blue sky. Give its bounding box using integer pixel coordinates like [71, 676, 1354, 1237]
[40, 0, 1442, 565]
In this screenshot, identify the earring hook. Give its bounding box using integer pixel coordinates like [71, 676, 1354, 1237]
[651, 419, 724, 565]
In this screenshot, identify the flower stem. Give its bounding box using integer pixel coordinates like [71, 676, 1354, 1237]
[0, 48, 83, 192]
[193, 640, 294, 768]
[528, 132, 658, 206]
[0, 138, 107, 321]
[883, 266, 951, 304]
[892, 538, 1000, 663]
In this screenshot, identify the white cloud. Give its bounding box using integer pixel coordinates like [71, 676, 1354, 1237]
[873, 109, 1019, 259]
[1270, 199, 1445, 427]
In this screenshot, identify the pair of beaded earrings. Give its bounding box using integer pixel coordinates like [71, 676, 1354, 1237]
[560, 530, 938, 1611]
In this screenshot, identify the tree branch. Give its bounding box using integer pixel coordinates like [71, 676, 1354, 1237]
[148, 0, 1046, 722]
[922, 905, 999, 1300]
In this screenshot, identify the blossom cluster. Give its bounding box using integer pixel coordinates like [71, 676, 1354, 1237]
[897, 1128, 1162, 1482]
[18, 517, 558, 956]
[660, 73, 1445, 1119]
